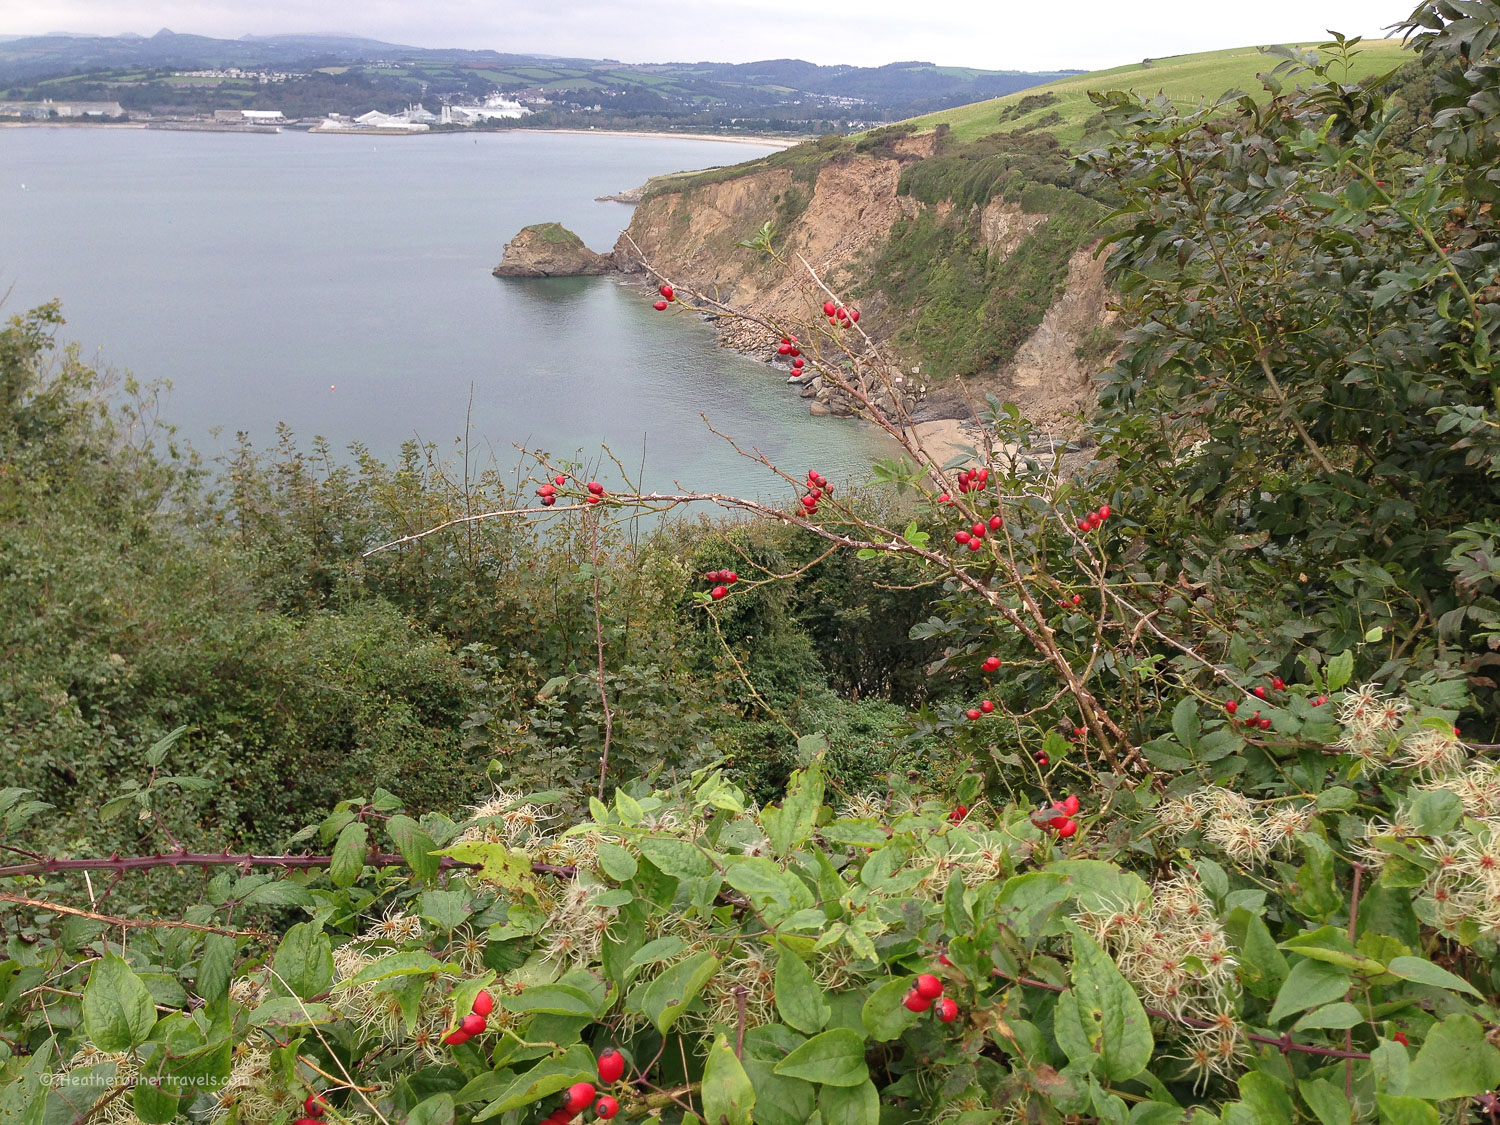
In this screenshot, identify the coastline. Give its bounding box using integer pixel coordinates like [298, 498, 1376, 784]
[515, 127, 799, 148]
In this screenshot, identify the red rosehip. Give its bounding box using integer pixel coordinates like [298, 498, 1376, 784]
[967, 539, 981, 551]
[595, 1096, 620, 1120]
[937, 997, 959, 1022]
[1056, 819, 1078, 838]
[965, 708, 981, 721]
[937, 493, 951, 504]
[724, 571, 738, 584]
[711, 585, 728, 600]
[587, 481, 604, 495]
[948, 805, 968, 823]
[305, 1093, 329, 1117]
[555, 474, 566, 486]
[823, 300, 837, 316]
[1061, 794, 1080, 815]
[444, 1028, 470, 1046]
[597, 1047, 626, 1084]
[903, 990, 932, 1012]
[1393, 1031, 1409, 1046]
[1071, 594, 1082, 606]
[980, 700, 994, 713]
[971, 523, 985, 538]
[1077, 519, 1090, 531]
[659, 284, 674, 301]
[1314, 695, 1328, 706]
[989, 515, 1003, 530]
[461, 1013, 487, 1036]
[1258, 717, 1272, 730]
[541, 495, 556, 507]
[789, 347, 801, 357]
[850, 309, 860, 322]
[564, 1083, 598, 1114]
[586, 495, 602, 504]
[778, 342, 792, 355]
[1098, 504, 1111, 520]
[982, 656, 1001, 672]
[793, 357, 805, 368]
[915, 973, 944, 999]
[836, 306, 848, 319]
[1224, 700, 1237, 715]
[472, 989, 495, 1017]
[955, 531, 971, 545]
[653, 300, 668, 311]
[1073, 726, 1087, 738]
[1271, 677, 1285, 690]
[1252, 686, 1267, 700]
[1036, 754, 1049, 766]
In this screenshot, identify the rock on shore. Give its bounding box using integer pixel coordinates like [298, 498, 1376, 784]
[492, 223, 612, 277]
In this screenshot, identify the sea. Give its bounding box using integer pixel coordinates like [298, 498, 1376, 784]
[0, 126, 897, 499]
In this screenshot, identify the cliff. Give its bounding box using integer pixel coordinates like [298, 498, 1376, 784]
[609, 126, 1118, 436]
[492, 222, 612, 278]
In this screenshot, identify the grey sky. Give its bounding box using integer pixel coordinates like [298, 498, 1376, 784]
[0, 1, 1408, 70]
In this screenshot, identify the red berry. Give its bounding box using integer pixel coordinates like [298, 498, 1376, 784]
[903, 990, 932, 1012]
[789, 347, 801, 357]
[982, 656, 1001, 672]
[461, 1013, 487, 1036]
[1061, 794, 1080, 815]
[1393, 1031, 1409, 1046]
[836, 306, 848, 319]
[1258, 717, 1272, 730]
[971, 523, 985, 538]
[595, 1096, 620, 1120]
[472, 989, 494, 1017]
[1073, 726, 1087, 738]
[555, 474, 566, 486]
[967, 540, 981, 551]
[823, 301, 837, 316]
[980, 700, 994, 714]
[444, 1029, 470, 1046]
[915, 973, 944, 999]
[541, 495, 556, 507]
[587, 481, 604, 495]
[1098, 504, 1111, 520]
[849, 309, 860, 322]
[305, 1093, 329, 1117]
[1077, 519, 1090, 531]
[1224, 700, 1237, 715]
[659, 284, 674, 301]
[938, 493, 951, 504]
[989, 515, 1003, 530]
[711, 585, 728, 600]
[937, 997, 959, 1022]
[598, 1047, 626, 1084]
[792, 357, 805, 368]
[1271, 677, 1285, 691]
[966, 708, 981, 721]
[1056, 819, 1078, 838]
[724, 572, 738, 584]
[1071, 594, 1082, 606]
[778, 343, 792, 355]
[653, 300, 668, 311]
[955, 531, 971, 545]
[564, 1083, 598, 1114]
[586, 495, 602, 504]
[948, 805, 968, 823]
[1252, 686, 1267, 700]
[801, 494, 818, 508]
[1036, 754, 1049, 766]
[1314, 695, 1328, 706]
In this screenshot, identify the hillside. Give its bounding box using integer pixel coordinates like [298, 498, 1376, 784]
[903, 38, 1410, 142]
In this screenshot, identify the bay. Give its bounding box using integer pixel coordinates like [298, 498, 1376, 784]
[0, 127, 897, 497]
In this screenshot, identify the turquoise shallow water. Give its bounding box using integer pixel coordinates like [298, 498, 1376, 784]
[0, 127, 897, 497]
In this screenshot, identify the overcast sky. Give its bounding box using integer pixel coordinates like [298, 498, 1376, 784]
[0, 1, 1409, 71]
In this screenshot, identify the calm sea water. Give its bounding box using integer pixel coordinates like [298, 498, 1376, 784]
[0, 127, 895, 496]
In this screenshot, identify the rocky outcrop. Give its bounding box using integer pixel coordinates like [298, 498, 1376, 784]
[492, 223, 612, 278]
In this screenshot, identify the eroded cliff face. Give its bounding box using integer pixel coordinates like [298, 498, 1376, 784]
[493, 223, 611, 278]
[609, 139, 1115, 434]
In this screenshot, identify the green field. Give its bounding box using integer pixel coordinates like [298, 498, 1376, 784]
[904, 38, 1411, 142]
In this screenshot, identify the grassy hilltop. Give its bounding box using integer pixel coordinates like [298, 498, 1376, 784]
[904, 38, 1411, 142]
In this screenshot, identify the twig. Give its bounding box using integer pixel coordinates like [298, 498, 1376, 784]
[0, 893, 271, 939]
[0, 849, 577, 881]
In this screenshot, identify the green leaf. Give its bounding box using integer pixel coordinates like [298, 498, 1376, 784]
[764, 758, 824, 857]
[330, 820, 368, 888]
[636, 952, 720, 1035]
[466, 1047, 596, 1118]
[1171, 697, 1201, 749]
[83, 953, 157, 1051]
[144, 725, 190, 767]
[1067, 925, 1153, 1082]
[1292, 1002, 1365, 1031]
[596, 841, 637, 881]
[1385, 955, 1484, 998]
[1403, 1014, 1500, 1099]
[1226, 907, 1288, 1001]
[348, 951, 457, 986]
[819, 1079, 880, 1125]
[240, 880, 315, 908]
[1238, 1072, 1293, 1121]
[272, 921, 333, 1000]
[1326, 650, 1354, 692]
[775, 948, 830, 1034]
[432, 839, 538, 894]
[1316, 786, 1357, 810]
[197, 933, 235, 1005]
[387, 814, 440, 879]
[407, 1093, 457, 1125]
[1406, 790, 1461, 836]
[1268, 959, 1351, 1025]
[501, 983, 600, 1018]
[861, 975, 921, 1042]
[1301, 1079, 1351, 1125]
[1375, 1094, 1438, 1125]
[702, 1033, 756, 1125]
[636, 836, 712, 879]
[774, 1027, 869, 1087]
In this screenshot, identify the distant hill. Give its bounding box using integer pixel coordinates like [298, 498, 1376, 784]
[0, 31, 1075, 126]
[900, 39, 1411, 143]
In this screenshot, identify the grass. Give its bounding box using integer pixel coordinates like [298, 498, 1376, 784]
[524, 222, 585, 246]
[902, 38, 1411, 143]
